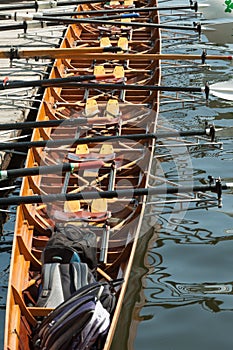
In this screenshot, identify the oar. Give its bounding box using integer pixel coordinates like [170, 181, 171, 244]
[0, 20, 200, 35]
[0, 1, 50, 12]
[0, 75, 231, 100]
[43, 2, 209, 16]
[1, 12, 137, 21]
[0, 118, 100, 131]
[10, 13, 202, 33]
[0, 153, 123, 182]
[0, 0, 116, 12]
[3, 48, 232, 62]
[0, 119, 218, 136]
[0, 2, 203, 19]
[205, 80, 233, 100]
[0, 113, 124, 131]
[44, 81, 233, 101]
[2, 77, 230, 100]
[0, 73, 118, 90]
[0, 120, 216, 139]
[14, 12, 141, 21]
[0, 162, 103, 181]
[81, 13, 140, 21]
[0, 20, 69, 33]
[0, 0, 203, 13]
[0, 179, 231, 207]
[0, 128, 216, 151]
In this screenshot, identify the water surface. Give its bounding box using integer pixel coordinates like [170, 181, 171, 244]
[132, 1, 233, 349]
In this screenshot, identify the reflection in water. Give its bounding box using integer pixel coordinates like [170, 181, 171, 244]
[0, 195, 17, 314]
[176, 282, 232, 294]
[144, 249, 233, 314]
[132, 2, 233, 350]
[111, 227, 158, 350]
[157, 216, 233, 246]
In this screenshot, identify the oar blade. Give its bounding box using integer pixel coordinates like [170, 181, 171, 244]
[215, 126, 233, 138]
[198, 4, 210, 8]
[210, 80, 233, 101]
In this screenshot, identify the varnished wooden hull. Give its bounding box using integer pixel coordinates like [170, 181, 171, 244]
[4, 1, 161, 349]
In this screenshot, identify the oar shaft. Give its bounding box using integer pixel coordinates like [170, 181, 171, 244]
[3, 49, 232, 61]
[33, 3, 198, 17]
[0, 73, 116, 90]
[0, 20, 59, 33]
[0, 2, 35, 12]
[0, 0, 99, 12]
[0, 134, 154, 151]
[0, 183, 231, 206]
[0, 118, 90, 131]
[0, 163, 77, 180]
[22, 14, 200, 32]
[0, 23, 27, 32]
[59, 53, 232, 61]
[0, 116, 119, 131]
[0, 118, 82, 131]
[0, 129, 209, 151]
[0, 160, 105, 180]
[0, 0, 197, 12]
[30, 81, 203, 93]
[92, 13, 140, 21]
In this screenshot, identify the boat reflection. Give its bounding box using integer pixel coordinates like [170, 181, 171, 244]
[156, 216, 233, 245]
[175, 281, 232, 294]
[144, 279, 233, 312]
[110, 227, 159, 350]
[143, 249, 233, 314]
